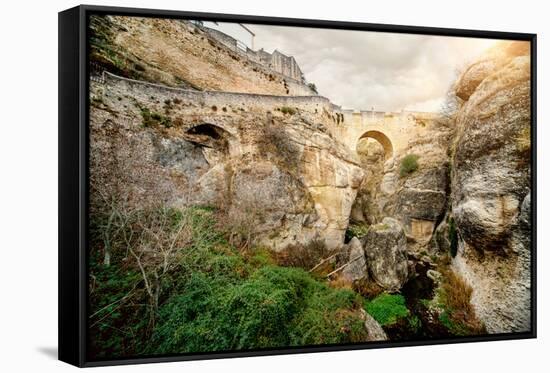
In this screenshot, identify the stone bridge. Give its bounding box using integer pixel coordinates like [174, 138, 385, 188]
[102, 72, 437, 162]
[327, 109, 439, 160]
[96, 73, 441, 249]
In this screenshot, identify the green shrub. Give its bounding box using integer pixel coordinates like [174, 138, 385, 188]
[364, 293, 410, 326]
[345, 223, 369, 240]
[88, 205, 226, 357]
[307, 83, 318, 94]
[140, 107, 172, 128]
[280, 106, 296, 115]
[91, 203, 370, 357]
[151, 265, 366, 353]
[408, 314, 421, 332]
[399, 154, 419, 177]
[88, 251, 148, 358]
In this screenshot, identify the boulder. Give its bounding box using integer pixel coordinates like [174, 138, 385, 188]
[426, 269, 442, 284]
[360, 309, 388, 342]
[395, 167, 448, 224]
[380, 172, 398, 195]
[361, 217, 409, 290]
[341, 237, 368, 282]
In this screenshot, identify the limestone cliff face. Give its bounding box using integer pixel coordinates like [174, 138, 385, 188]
[450, 41, 531, 333]
[351, 120, 453, 251]
[387, 125, 452, 249]
[90, 15, 314, 96]
[90, 74, 363, 251]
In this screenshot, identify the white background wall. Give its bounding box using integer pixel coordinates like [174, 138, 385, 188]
[0, 0, 547, 371]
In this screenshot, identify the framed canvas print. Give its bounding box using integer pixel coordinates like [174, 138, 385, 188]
[58, 5, 536, 367]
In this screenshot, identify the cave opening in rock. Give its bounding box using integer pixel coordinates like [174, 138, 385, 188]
[185, 123, 231, 152]
[187, 123, 224, 140]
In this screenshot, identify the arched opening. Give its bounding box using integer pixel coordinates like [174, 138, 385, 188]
[357, 130, 393, 159]
[348, 130, 394, 228]
[185, 123, 232, 152]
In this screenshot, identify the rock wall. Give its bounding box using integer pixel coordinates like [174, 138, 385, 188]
[90, 73, 363, 250]
[450, 41, 532, 333]
[351, 117, 453, 250]
[90, 15, 315, 96]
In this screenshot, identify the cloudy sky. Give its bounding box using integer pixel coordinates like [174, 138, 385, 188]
[243, 24, 497, 112]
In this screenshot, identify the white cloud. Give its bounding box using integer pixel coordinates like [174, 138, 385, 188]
[242, 23, 496, 112]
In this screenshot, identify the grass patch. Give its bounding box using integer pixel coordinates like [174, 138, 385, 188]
[435, 269, 485, 336]
[399, 154, 419, 177]
[438, 311, 468, 335]
[364, 293, 410, 326]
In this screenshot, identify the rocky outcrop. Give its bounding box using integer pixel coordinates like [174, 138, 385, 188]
[341, 237, 368, 282]
[350, 138, 386, 225]
[360, 309, 388, 341]
[346, 106, 454, 250]
[450, 41, 531, 333]
[454, 41, 530, 101]
[361, 218, 409, 290]
[90, 73, 364, 251]
[393, 167, 448, 244]
[90, 15, 314, 95]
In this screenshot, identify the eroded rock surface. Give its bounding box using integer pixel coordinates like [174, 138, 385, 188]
[450, 41, 531, 333]
[90, 74, 364, 251]
[361, 309, 388, 342]
[341, 237, 368, 282]
[361, 218, 409, 290]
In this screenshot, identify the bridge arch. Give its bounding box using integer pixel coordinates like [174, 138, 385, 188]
[357, 130, 393, 159]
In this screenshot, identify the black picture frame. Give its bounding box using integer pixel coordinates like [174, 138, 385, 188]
[59, 4, 537, 367]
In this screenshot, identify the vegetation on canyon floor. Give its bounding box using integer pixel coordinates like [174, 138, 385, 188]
[364, 293, 409, 326]
[89, 202, 483, 358]
[89, 205, 368, 357]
